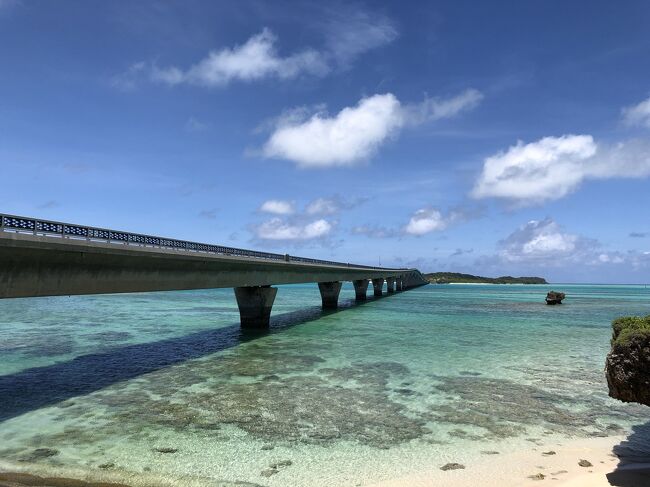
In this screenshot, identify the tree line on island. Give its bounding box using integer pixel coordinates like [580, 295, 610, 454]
[424, 272, 547, 284]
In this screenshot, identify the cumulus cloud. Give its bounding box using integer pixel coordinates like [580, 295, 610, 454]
[472, 135, 650, 205]
[255, 218, 332, 240]
[470, 219, 650, 282]
[498, 218, 591, 263]
[622, 95, 650, 128]
[263, 90, 482, 168]
[121, 12, 397, 90]
[152, 29, 328, 88]
[259, 199, 295, 215]
[404, 208, 447, 236]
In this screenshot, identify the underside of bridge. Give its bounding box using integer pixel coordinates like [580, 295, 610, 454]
[0, 214, 429, 328]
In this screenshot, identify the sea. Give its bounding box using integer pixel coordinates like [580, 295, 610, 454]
[0, 283, 649, 486]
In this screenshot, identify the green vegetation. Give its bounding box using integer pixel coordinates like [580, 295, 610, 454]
[611, 315, 650, 347]
[424, 272, 547, 285]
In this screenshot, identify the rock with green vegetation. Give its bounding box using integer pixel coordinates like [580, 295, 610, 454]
[605, 315, 650, 406]
[424, 272, 547, 284]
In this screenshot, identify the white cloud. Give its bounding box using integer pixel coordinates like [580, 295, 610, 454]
[306, 197, 340, 215]
[622, 95, 650, 128]
[263, 93, 403, 168]
[255, 217, 332, 240]
[404, 208, 447, 236]
[305, 195, 363, 215]
[472, 135, 650, 204]
[263, 90, 482, 168]
[406, 89, 484, 124]
[259, 199, 295, 215]
[472, 135, 596, 203]
[153, 29, 328, 88]
[499, 219, 584, 262]
[110, 61, 147, 91]
[323, 9, 398, 67]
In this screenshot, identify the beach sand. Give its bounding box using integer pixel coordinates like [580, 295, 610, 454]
[1, 436, 649, 487]
[367, 436, 650, 487]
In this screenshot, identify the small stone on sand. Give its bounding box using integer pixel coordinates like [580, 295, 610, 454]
[528, 473, 545, 480]
[542, 451, 556, 456]
[440, 463, 465, 471]
[578, 459, 593, 467]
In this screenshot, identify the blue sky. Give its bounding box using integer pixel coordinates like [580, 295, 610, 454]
[1, 0, 650, 283]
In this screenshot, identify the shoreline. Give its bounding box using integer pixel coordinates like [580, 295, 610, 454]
[2, 436, 649, 487]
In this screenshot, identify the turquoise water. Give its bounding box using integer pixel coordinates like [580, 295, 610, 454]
[0, 283, 649, 485]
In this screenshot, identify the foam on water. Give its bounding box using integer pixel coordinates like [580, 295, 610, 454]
[0, 283, 649, 485]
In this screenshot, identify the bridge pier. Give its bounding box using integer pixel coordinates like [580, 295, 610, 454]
[372, 278, 384, 297]
[353, 279, 369, 300]
[386, 277, 395, 293]
[318, 281, 342, 309]
[234, 286, 277, 328]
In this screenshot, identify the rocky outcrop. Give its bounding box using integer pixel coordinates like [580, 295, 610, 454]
[545, 291, 565, 305]
[605, 315, 650, 406]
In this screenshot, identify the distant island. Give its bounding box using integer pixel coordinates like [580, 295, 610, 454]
[424, 272, 547, 284]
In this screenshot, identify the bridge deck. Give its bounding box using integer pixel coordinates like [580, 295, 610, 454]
[0, 214, 427, 299]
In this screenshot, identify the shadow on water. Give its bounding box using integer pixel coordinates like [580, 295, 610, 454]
[0, 295, 376, 423]
[607, 420, 650, 486]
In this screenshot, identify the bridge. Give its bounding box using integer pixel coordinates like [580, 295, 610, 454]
[0, 214, 429, 327]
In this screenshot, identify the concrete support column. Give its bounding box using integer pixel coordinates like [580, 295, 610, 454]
[318, 281, 342, 309]
[395, 277, 403, 291]
[352, 279, 369, 301]
[386, 277, 395, 293]
[372, 278, 384, 297]
[234, 285, 277, 328]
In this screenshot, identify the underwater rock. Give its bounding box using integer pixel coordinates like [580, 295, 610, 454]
[480, 450, 500, 455]
[270, 459, 292, 468]
[542, 451, 556, 456]
[98, 462, 115, 469]
[430, 375, 599, 438]
[578, 459, 593, 467]
[153, 447, 178, 453]
[545, 291, 565, 305]
[260, 444, 274, 450]
[260, 468, 278, 477]
[22, 448, 59, 461]
[440, 463, 465, 471]
[605, 315, 650, 406]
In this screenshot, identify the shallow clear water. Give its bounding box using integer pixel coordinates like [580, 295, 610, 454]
[0, 283, 649, 486]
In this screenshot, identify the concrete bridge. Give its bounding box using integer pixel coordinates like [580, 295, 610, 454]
[0, 214, 428, 327]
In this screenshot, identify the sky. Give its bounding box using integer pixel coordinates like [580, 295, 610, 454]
[1, 0, 650, 283]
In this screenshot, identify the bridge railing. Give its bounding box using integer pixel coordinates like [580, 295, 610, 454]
[0, 213, 406, 271]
